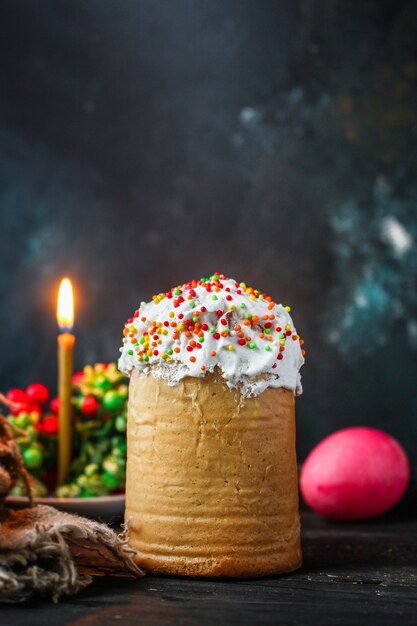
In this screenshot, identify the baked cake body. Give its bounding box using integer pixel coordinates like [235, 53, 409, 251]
[119, 273, 305, 577]
[126, 371, 301, 577]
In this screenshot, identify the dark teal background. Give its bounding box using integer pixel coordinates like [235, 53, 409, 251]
[0, 1, 416, 461]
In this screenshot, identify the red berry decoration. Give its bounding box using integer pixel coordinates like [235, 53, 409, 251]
[72, 371, 85, 386]
[6, 388, 29, 414]
[43, 415, 59, 435]
[50, 397, 60, 414]
[80, 395, 99, 416]
[26, 383, 50, 407]
[7, 388, 28, 404]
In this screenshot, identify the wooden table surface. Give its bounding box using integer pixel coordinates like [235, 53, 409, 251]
[2, 510, 417, 626]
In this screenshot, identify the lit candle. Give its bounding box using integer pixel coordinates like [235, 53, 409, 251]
[56, 278, 75, 486]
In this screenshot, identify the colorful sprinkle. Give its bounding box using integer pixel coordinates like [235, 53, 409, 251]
[120, 273, 305, 380]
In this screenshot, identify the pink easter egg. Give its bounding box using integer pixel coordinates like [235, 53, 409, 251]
[300, 427, 410, 521]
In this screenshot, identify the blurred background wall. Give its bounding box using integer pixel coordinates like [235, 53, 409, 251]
[0, 0, 416, 461]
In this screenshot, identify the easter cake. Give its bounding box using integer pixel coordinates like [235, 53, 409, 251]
[119, 273, 305, 577]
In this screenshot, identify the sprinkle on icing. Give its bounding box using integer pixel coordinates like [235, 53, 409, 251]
[118, 273, 305, 397]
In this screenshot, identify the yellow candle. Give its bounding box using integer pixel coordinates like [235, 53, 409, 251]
[57, 278, 75, 486]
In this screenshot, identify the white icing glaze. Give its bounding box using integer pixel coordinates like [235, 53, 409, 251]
[118, 274, 304, 397]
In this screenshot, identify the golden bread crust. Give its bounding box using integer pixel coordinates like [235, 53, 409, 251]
[125, 371, 301, 577]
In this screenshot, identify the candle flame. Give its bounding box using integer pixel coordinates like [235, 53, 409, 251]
[57, 278, 74, 332]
